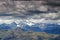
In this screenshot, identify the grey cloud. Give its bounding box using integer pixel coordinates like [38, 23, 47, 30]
[46, 0, 60, 6]
[0, 1, 60, 20]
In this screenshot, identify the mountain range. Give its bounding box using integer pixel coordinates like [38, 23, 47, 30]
[0, 22, 60, 34]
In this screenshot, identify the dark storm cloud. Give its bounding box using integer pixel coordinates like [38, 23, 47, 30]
[22, 10, 48, 16]
[0, 1, 47, 16]
[11, 0, 44, 1]
[45, 0, 60, 6]
[0, 12, 18, 16]
[0, 1, 60, 20]
[27, 10, 47, 14]
[47, 2, 60, 6]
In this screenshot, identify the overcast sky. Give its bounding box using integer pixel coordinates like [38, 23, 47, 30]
[0, 1, 60, 24]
